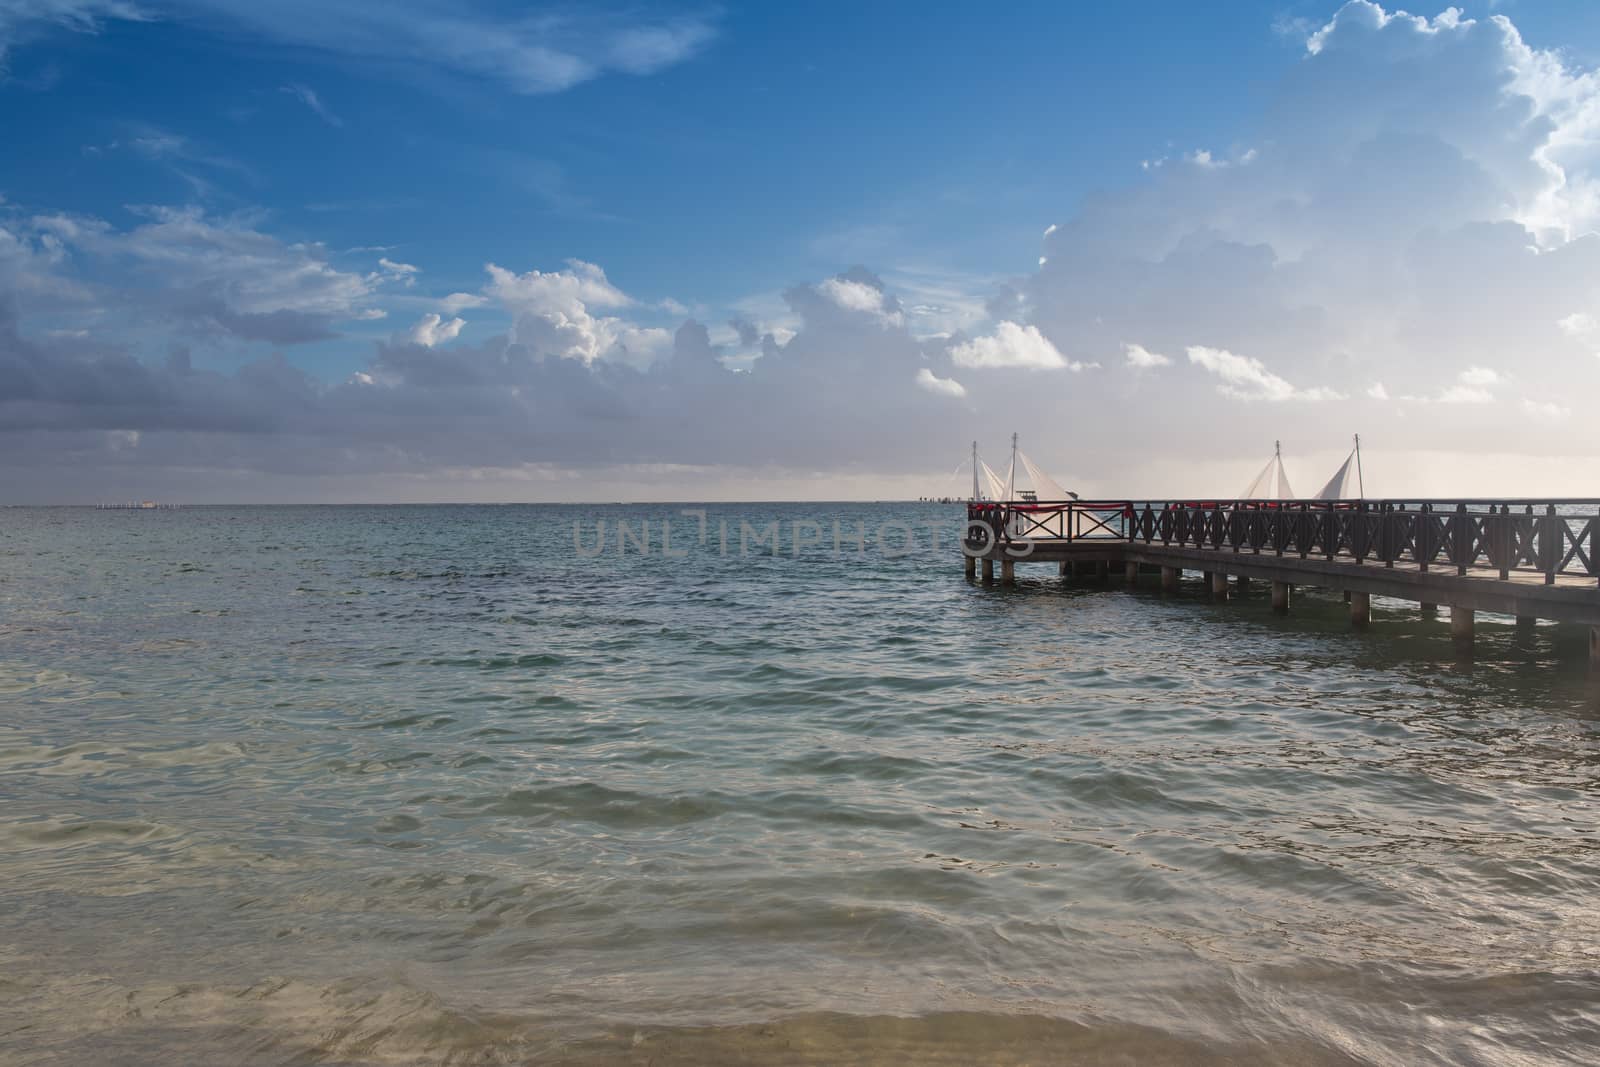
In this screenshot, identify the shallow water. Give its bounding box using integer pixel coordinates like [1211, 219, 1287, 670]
[1, 503, 1597, 1065]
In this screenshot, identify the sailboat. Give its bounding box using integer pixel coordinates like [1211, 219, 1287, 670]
[998, 433, 1076, 503]
[1238, 441, 1296, 500]
[1313, 435, 1365, 500]
[955, 436, 1076, 503]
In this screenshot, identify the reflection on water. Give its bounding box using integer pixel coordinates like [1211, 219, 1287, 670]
[1, 504, 1597, 1065]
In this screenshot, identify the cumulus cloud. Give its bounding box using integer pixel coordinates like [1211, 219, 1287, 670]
[1186, 346, 1341, 402]
[914, 367, 966, 398]
[816, 275, 904, 327]
[406, 312, 464, 347]
[484, 259, 669, 366]
[949, 321, 1083, 370]
[1435, 366, 1504, 404]
[1123, 342, 1170, 369]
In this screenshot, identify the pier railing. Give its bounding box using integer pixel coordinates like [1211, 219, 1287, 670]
[968, 500, 1600, 586]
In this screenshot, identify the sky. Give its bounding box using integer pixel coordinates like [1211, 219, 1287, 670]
[2, 0, 1599, 502]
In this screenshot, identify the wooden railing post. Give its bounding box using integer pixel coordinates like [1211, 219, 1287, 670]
[1455, 502, 1471, 576]
[1497, 504, 1511, 581]
[1542, 504, 1558, 585]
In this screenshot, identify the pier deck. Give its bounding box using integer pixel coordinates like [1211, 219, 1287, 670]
[963, 499, 1600, 659]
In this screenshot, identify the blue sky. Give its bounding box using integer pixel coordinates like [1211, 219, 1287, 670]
[3, 1, 1600, 500]
[3, 1, 1324, 363]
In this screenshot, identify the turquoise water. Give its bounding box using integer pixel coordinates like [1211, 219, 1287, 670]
[2, 504, 1597, 1065]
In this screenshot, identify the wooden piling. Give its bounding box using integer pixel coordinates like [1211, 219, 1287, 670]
[1420, 603, 1438, 617]
[1058, 560, 1069, 577]
[965, 555, 976, 578]
[1210, 572, 1228, 599]
[1001, 559, 1015, 586]
[1235, 575, 1250, 596]
[1161, 566, 1179, 593]
[1591, 626, 1600, 669]
[1350, 591, 1371, 629]
[982, 558, 994, 582]
[1271, 580, 1291, 614]
[1125, 561, 1139, 585]
[1452, 607, 1475, 656]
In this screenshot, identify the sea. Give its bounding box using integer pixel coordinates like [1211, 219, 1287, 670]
[1, 503, 1597, 1066]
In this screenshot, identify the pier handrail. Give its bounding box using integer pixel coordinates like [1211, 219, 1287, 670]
[967, 498, 1600, 586]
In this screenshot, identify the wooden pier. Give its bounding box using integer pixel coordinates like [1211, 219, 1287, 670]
[963, 499, 1600, 664]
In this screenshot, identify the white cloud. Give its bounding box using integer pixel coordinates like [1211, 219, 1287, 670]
[1520, 398, 1570, 419]
[22, 205, 386, 339]
[280, 83, 342, 127]
[378, 256, 418, 287]
[484, 259, 669, 365]
[817, 276, 903, 326]
[439, 291, 488, 314]
[1185, 346, 1341, 402]
[1434, 366, 1502, 404]
[1557, 312, 1595, 337]
[1367, 381, 1390, 400]
[950, 321, 1083, 370]
[1123, 342, 1171, 369]
[0, 1, 148, 63]
[914, 367, 966, 398]
[1, 3, 716, 94]
[407, 312, 464, 347]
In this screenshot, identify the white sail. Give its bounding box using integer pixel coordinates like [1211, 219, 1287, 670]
[978, 459, 1008, 501]
[1018, 449, 1073, 501]
[1239, 442, 1295, 500]
[1314, 452, 1358, 500]
[1314, 435, 1363, 500]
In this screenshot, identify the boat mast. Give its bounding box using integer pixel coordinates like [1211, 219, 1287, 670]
[972, 440, 980, 501]
[1354, 433, 1364, 499]
[1011, 432, 1019, 502]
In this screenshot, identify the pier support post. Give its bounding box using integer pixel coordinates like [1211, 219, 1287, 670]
[1210, 572, 1229, 599]
[1344, 590, 1352, 603]
[982, 558, 994, 582]
[965, 554, 976, 579]
[1516, 616, 1537, 638]
[1591, 627, 1600, 671]
[1420, 603, 1438, 618]
[1271, 581, 1291, 614]
[1096, 560, 1109, 582]
[1125, 561, 1139, 585]
[1001, 559, 1015, 586]
[1452, 608, 1475, 657]
[1161, 566, 1179, 593]
[1350, 591, 1371, 629]
[1235, 575, 1250, 596]
[1058, 560, 1069, 577]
